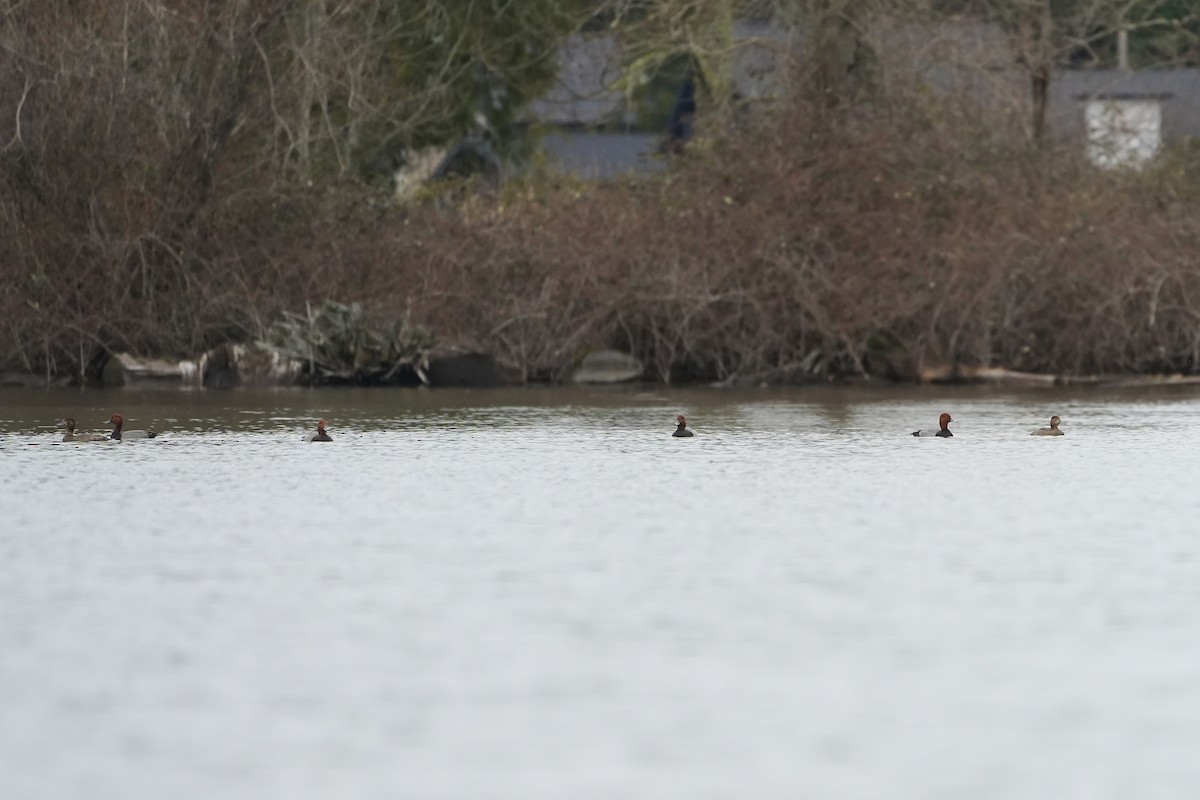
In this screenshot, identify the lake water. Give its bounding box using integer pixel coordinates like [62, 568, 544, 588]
[3, 385, 1200, 799]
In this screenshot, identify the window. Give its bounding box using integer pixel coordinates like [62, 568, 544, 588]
[1085, 99, 1162, 169]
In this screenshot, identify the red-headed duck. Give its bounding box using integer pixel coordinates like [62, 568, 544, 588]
[672, 414, 694, 437]
[106, 413, 156, 441]
[57, 417, 109, 442]
[1031, 415, 1064, 436]
[309, 419, 332, 442]
[912, 412, 953, 438]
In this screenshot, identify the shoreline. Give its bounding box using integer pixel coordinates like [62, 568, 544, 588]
[6, 367, 1200, 393]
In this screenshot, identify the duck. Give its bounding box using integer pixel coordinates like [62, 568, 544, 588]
[309, 419, 332, 442]
[912, 412, 953, 438]
[57, 417, 110, 442]
[1031, 415, 1064, 436]
[672, 414, 694, 437]
[106, 413, 156, 441]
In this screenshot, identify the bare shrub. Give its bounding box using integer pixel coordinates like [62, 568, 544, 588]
[2, 2, 1199, 384]
[382, 89, 1200, 383]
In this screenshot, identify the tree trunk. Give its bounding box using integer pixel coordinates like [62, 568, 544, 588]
[1031, 65, 1048, 142]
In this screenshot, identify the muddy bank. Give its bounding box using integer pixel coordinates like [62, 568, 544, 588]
[9, 349, 1200, 393]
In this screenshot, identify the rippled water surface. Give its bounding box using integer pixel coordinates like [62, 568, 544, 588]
[3, 385, 1200, 800]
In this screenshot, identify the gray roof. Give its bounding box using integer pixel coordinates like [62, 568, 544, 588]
[527, 35, 626, 127]
[528, 24, 791, 127]
[540, 132, 667, 179]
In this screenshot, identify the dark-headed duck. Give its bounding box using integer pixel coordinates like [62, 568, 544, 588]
[912, 412, 953, 438]
[57, 417, 109, 442]
[1032, 415, 1064, 436]
[106, 414, 156, 441]
[672, 415, 694, 437]
[309, 419, 332, 442]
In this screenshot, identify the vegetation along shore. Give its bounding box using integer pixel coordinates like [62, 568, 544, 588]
[2, 1, 1198, 389]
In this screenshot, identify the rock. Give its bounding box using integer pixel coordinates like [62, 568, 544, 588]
[102, 352, 201, 388]
[394, 146, 449, 199]
[99, 345, 306, 389]
[203, 343, 303, 388]
[200, 344, 238, 389]
[920, 364, 1060, 387]
[919, 363, 967, 384]
[0, 371, 71, 388]
[863, 347, 918, 382]
[1090, 373, 1200, 387]
[572, 349, 644, 384]
[968, 367, 1058, 387]
[426, 352, 505, 388]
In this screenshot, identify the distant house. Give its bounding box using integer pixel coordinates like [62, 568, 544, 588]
[526, 33, 660, 180]
[1049, 69, 1200, 168]
[528, 18, 1034, 179]
[527, 21, 788, 180]
[527, 20, 1200, 179]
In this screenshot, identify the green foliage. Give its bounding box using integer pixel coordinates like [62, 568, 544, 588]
[625, 53, 696, 131]
[1100, 0, 1200, 67]
[930, 0, 1200, 68]
[607, 0, 739, 125]
[268, 0, 594, 182]
[373, 1, 589, 157]
[1147, 137, 1200, 206]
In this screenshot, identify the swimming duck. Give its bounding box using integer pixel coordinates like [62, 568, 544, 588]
[57, 417, 109, 442]
[912, 412, 953, 438]
[309, 419, 332, 442]
[106, 413, 156, 441]
[672, 415, 694, 437]
[1031, 415, 1064, 436]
